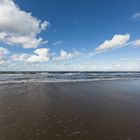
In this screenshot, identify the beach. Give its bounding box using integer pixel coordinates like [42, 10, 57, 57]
[0, 80, 140, 140]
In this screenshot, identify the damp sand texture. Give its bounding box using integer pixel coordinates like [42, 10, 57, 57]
[0, 80, 140, 140]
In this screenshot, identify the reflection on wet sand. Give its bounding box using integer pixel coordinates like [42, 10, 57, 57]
[0, 80, 140, 139]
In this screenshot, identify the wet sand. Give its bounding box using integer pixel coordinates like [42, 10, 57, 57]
[0, 80, 140, 140]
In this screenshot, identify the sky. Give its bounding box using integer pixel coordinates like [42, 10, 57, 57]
[0, 0, 140, 71]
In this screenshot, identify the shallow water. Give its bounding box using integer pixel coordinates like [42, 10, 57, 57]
[0, 71, 140, 83]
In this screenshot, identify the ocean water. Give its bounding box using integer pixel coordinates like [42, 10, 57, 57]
[0, 71, 140, 83]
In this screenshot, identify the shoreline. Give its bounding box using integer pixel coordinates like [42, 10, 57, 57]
[0, 77, 140, 84]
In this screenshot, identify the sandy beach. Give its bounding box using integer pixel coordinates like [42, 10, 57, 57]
[0, 80, 140, 140]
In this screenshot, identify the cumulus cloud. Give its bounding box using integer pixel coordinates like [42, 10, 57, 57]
[132, 12, 140, 21]
[134, 39, 140, 47]
[0, 0, 49, 48]
[26, 48, 50, 63]
[56, 50, 81, 61]
[0, 47, 9, 65]
[12, 48, 51, 63]
[0, 47, 9, 57]
[95, 34, 130, 51]
[11, 53, 29, 62]
[52, 41, 63, 46]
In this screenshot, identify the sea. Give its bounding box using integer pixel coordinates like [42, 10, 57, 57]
[0, 71, 140, 83]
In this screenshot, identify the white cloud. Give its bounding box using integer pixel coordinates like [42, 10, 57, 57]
[0, 59, 8, 65]
[0, 47, 9, 57]
[6, 36, 44, 49]
[0, 47, 9, 65]
[132, 12, 140, 21]
[95, 34, 130, 51]
[103, 58, 140, 71]
[26, 48, 50, 63]
[134, 39, 140, 47]
[11, 53, 29, 62]
[12, 48, 51, 63]
[56, 50, 81, 61]
[52, 41, 63, 46]
[12, 49, 82, 64]
[0, 0, 49, 48]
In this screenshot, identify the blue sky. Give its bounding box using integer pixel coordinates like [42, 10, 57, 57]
[0, 0, 140, 71]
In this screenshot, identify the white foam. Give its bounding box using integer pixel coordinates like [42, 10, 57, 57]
[0, 77, 139, 84]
